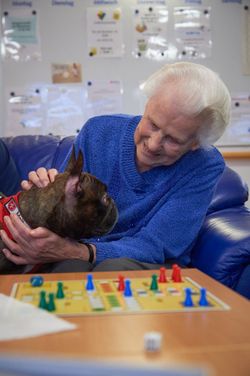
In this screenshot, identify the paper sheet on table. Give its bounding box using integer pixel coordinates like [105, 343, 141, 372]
[0, 293, 76, 341]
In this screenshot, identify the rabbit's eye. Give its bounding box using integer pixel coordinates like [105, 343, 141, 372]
[102, 193, 109, 206]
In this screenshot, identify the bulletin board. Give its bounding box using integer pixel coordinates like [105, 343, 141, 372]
[0, 0, 250, 159]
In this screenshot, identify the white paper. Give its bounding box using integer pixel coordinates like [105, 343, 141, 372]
[216, 92, 250, 146]
[1, 8, 41, 62]
[174, 6, 212, 59]
[6, 87, 45, 136]
[87, 7, 123, 57]
[86, 79, 122, 118]
[132, 6, 174, 60]
[46, 85, 86, 136]
[0, 293, 76, 341]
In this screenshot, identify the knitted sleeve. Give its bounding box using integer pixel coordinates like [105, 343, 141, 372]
[92, 158, 225, 266]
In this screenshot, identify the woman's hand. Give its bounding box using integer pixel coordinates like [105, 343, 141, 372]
[21, 168, 58, 191]
[0, 214, 89, 265]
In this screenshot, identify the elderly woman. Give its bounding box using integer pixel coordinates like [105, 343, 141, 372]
[1, 62, 231, 273]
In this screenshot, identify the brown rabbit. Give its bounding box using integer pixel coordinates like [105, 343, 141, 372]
[0, 148, 118, 274]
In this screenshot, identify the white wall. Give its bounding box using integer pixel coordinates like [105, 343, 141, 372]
[0, 0, 250, 206]
[1, 1, 250, 114]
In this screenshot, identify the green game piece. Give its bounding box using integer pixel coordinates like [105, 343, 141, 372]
[47, 293, 56, 312]
[38, 290, 47, 310]
[150, 274, 158, 291]
[56, 281, 65, 299]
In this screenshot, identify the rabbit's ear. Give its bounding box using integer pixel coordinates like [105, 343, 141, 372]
[64, 175, 80, 197]
[63, 174, 83, 209]
[65, 145, 84, 176]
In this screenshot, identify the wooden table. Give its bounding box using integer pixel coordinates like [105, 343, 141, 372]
[0, 269, 249, 376]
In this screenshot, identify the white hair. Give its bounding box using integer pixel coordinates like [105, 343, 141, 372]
[141, 62, 231, 147]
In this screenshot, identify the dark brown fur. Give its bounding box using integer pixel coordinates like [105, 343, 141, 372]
[0, 148, 118, 274]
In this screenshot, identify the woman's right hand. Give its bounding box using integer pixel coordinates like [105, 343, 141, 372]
[21, 168, 58, 190]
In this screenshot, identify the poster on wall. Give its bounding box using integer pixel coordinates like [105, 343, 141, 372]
[132, 6, 176, 60]
[6, 88, 45, 136]
[1, 8, 41, 61]
[216, 93, 250, 147]
[174, 6, 212, 59]
[51, 63, 82, 84]
[5, 82, 122, 137]
[87, 7, 123, 57]
[86, 80, 122, 118]
[46, 85, 86, 136]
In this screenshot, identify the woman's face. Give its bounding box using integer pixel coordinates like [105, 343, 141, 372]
[134, 92, 201, 172]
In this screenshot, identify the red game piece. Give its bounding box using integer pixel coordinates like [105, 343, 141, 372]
[171, 264, 178, 280]
[118, 275, 125, 291]
[172, 264, 182, 282]
[158, 267, 167, 283]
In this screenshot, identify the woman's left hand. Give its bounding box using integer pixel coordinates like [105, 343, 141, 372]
[0, 214, 82, 265]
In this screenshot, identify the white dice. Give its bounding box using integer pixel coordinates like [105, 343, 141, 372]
[144, 331, 163, 352]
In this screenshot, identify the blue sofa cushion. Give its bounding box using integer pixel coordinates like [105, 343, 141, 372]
[3, 135, 74, 180]
[191, 206, 250, 297]
[0, 139, 21, 195]
[208, 167, 249, 213]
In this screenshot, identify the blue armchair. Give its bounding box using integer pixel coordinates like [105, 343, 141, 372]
[3, 135, 250, 299]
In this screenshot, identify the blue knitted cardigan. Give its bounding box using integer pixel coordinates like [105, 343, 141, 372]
[61, 114, 225, 266]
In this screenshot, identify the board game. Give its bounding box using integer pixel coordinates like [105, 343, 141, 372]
[11, 269, 230, 316]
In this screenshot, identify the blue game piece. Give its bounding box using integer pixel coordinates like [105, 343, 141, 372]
[183, 288, 194, 307]
[86, 274, 95, 291]
[30, 276, 44, 287]
[199, 287, 209, 306]
[124, 279, 132, 297]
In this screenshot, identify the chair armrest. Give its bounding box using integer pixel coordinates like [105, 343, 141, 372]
[191, 207, 250, 295]
[234, 264, 250, 299]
